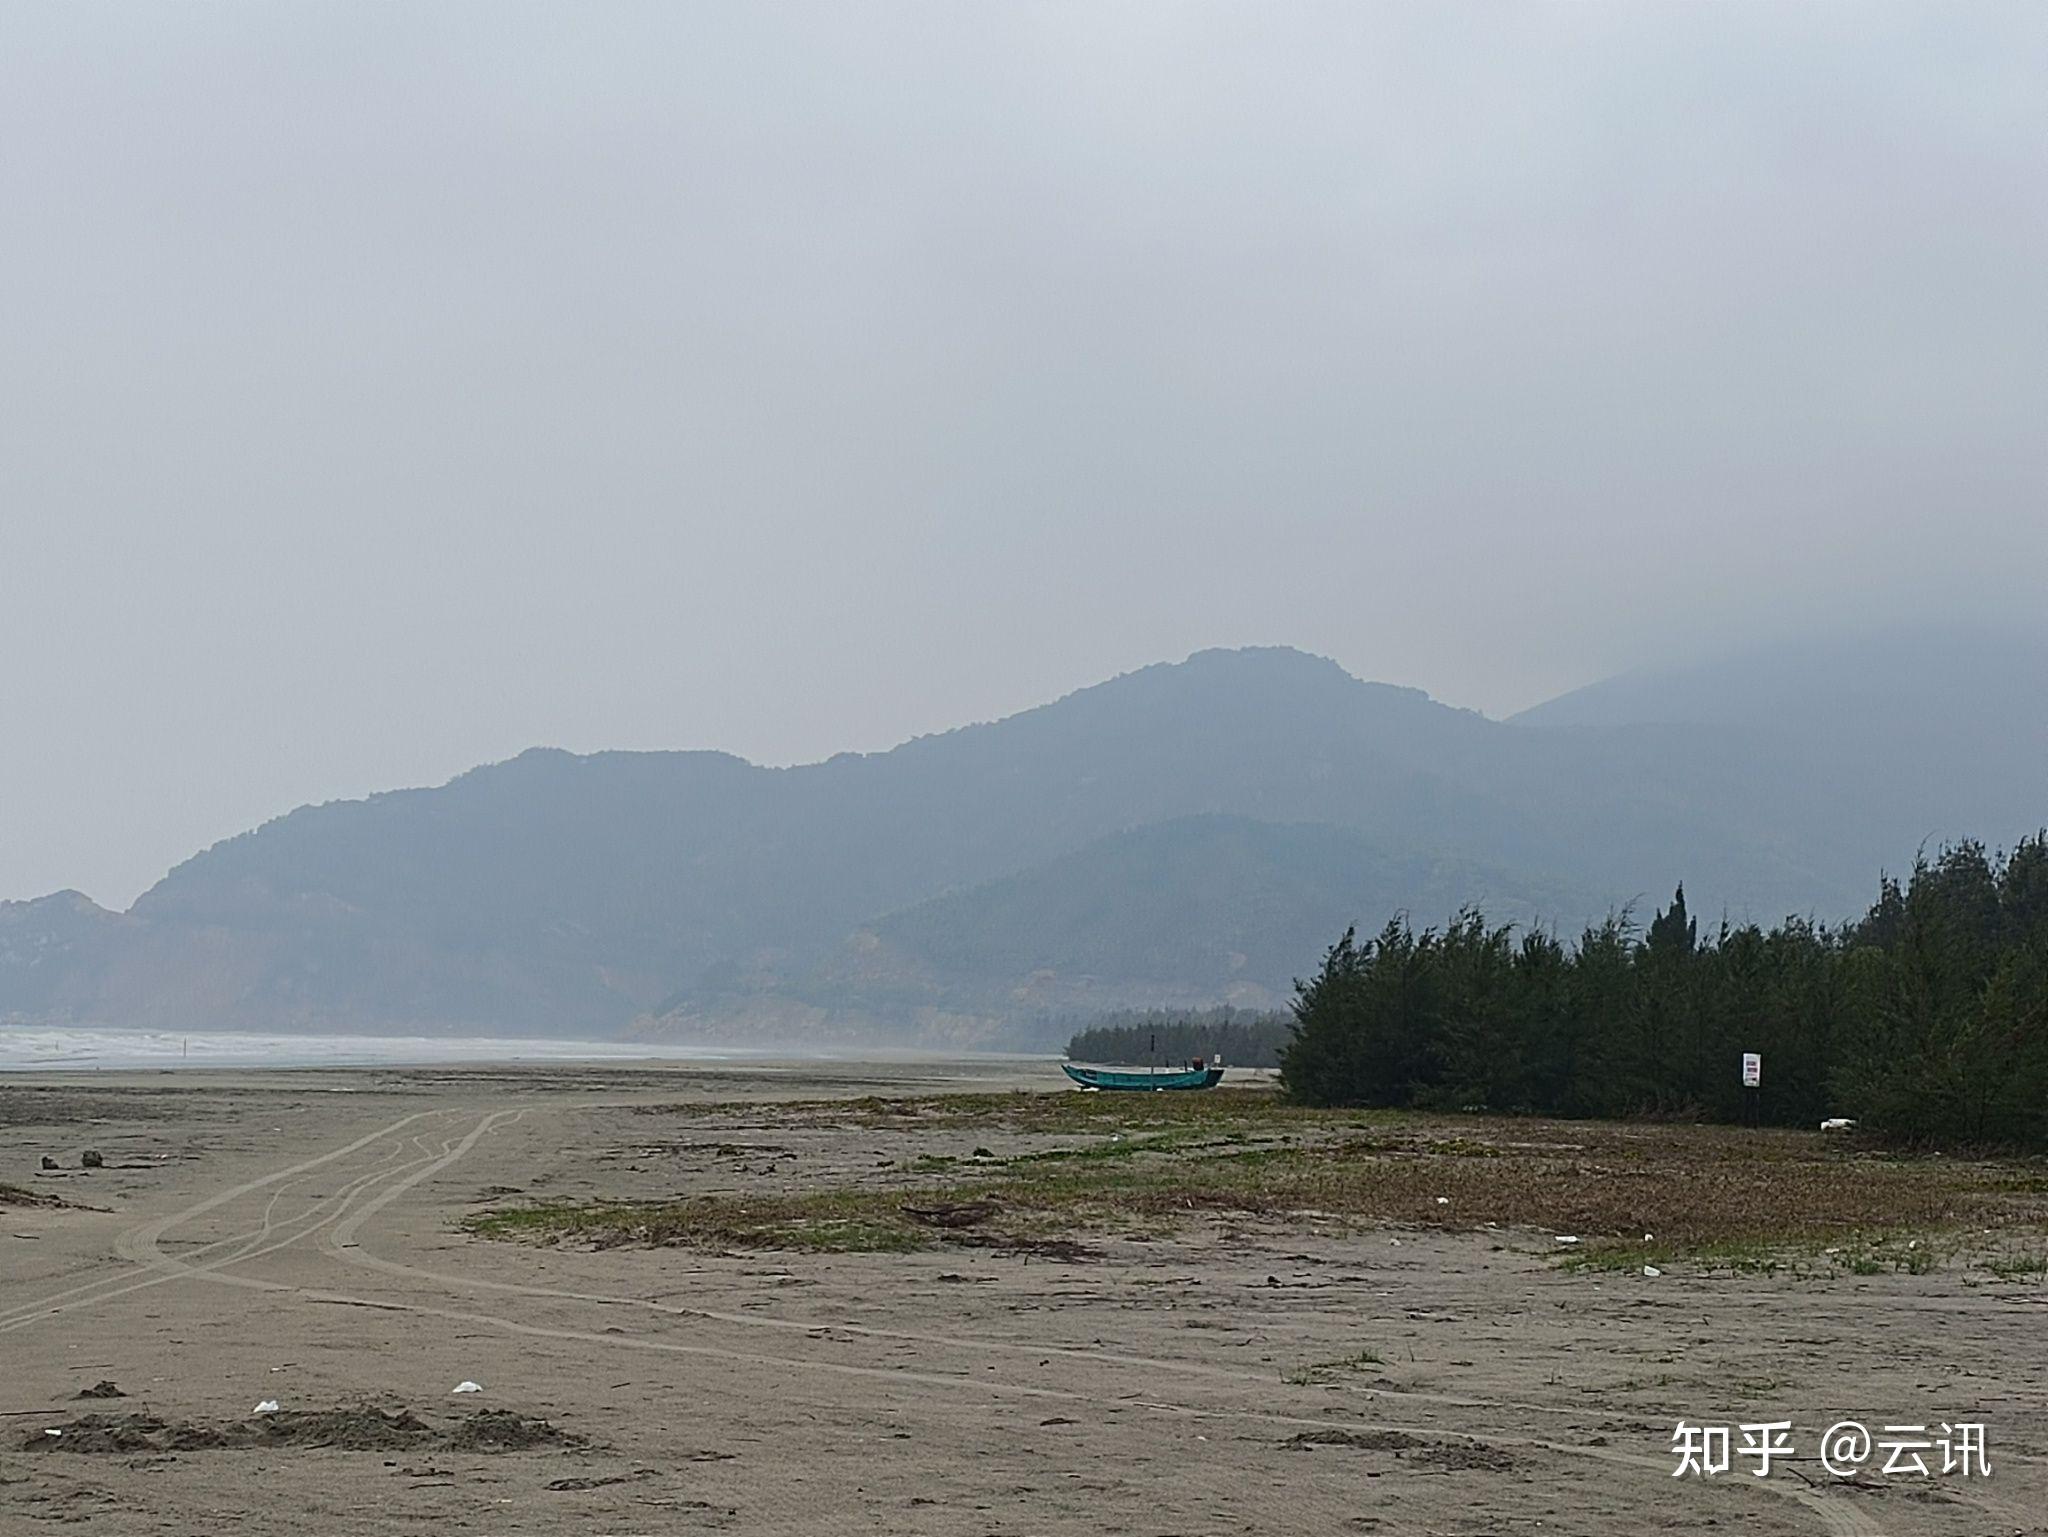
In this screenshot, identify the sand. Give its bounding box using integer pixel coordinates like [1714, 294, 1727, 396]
[1, 1060, 2042, 1536]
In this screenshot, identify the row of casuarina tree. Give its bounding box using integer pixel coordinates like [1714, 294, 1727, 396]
[1066, 1007, 1294, 1070]
[1281, 836, 2048, 1148]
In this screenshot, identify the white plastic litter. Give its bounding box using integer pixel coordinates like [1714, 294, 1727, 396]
[252, 1400, 279, 1415]
[44, 1429, 62, 1438]
[1435, 1197, 1450, 1206]
[1555, 1235, 1580, 1245]
[452, 1381, 483, 1394]
[1642, 1265, 1662, 1277]
[1820, 1118, 1857, 1132]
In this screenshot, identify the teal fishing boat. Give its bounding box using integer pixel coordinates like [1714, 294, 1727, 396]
[1061, 1060, 1225, 1092]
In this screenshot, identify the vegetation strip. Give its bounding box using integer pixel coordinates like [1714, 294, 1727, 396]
[474, 1093, 2048, 1271]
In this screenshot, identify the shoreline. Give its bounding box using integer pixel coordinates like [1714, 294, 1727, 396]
[0, 1024, 1062, 1074]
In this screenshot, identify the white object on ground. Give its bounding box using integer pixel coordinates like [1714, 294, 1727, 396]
[1820, 1118, 1857, 1132]
[1555, 1235, 1580, 1245]
[1435, 1197, 1450, 1205]
[1642, 1265, 1662, 1277]
[452, 1381, 483, 1394]
[252, 1400, 279, 1415]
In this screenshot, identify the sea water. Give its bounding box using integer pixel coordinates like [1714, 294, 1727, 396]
[0, 1026, 754, 1072]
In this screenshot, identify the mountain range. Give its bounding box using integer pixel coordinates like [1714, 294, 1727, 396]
[3, 630, 2042, 1047]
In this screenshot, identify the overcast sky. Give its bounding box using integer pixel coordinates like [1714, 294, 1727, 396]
[4, 3, 2045, 908]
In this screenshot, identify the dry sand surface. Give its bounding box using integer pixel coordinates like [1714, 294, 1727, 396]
[1, 1059, 2043, 1536]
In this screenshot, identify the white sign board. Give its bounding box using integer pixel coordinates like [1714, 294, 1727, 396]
[1741, 1052, 1762, 1089]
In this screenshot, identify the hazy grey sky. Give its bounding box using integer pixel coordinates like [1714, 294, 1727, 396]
[4, 3, 2045, 908]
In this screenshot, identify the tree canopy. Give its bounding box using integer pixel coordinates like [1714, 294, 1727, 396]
[1281, 836, 2048, 1148]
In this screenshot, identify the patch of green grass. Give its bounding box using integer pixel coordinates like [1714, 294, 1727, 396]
[468, 1191, 931, 1254]
[490, 1098, 2048, 1263]
[999, 1130, 1263, 1166]
[1990, 1172, 2048, 1194]
[1559, 1238, 1806, 1277]
[1426, 1137, 1504, 1159]
[1984, 1246, 2048, 1283]
[1285, 1348, 1387, 1385]
[639, 1087, 1368, 1136]
[469, 1132, 1536, 1257]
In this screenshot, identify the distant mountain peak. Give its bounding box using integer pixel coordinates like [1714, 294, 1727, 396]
[1068, 644, 1445, 713]
[1178, 643, 1351, 674]
[0, 889, 113, 919]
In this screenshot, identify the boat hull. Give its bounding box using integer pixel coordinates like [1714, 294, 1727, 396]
[1061, 1063, 1225, 1092]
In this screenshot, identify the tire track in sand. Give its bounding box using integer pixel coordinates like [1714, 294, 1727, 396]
[134, 1104, 1886, 1537]
[0, 1110, 458, 1332]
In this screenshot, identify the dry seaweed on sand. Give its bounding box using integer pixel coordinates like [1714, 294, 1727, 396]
[899, 1199, 999, 1229]
[1286, 1429, 1517, 1471]
[27, 1407, 580, 1455]
[0, 1181, 71, 1209]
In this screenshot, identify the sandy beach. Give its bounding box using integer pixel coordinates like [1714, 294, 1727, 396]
[3, 1059, 2043, 1536]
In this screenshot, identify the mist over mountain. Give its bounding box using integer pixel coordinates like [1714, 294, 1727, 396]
[1512, 624, 2048, 885]
[2, 635, 2041, 1046]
